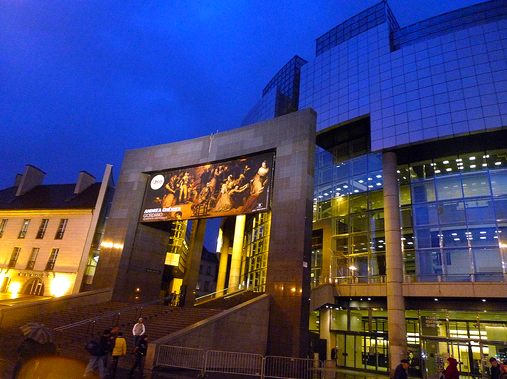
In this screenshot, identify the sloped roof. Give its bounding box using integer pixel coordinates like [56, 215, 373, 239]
[0, 183, 102, 210]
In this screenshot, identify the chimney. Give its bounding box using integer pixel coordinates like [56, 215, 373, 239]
[16, 165, 46, 196]
[74, 171, 96, 194]
[14, 174, 23, 187]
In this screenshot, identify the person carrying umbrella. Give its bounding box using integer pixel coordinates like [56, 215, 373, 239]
[12, 322, 57, 379]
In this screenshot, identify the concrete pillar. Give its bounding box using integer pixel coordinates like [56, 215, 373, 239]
[228, 215, 246, 291]
[382, 151, 407, 370]
[216, 228, 230, 293]
[181, 219, 207, 306]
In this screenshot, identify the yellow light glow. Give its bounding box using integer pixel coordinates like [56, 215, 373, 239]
[51, 276, 71, 297]
[101, 241, 124, 250]
[9, 282, 21, 295]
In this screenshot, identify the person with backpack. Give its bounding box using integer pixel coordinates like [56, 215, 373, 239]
[83, 329, 110, 378]
[129, 334, 148, 378]
[109, 331, 127, 378]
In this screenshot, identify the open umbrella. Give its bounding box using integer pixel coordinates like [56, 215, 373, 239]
[19, 322, 54, 344]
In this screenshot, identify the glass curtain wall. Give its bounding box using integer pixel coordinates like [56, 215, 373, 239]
[326, 307, 507, 377]
[313, 147, 507, 284]
[314, 148, 385, 284]
[403, 149, 507, 282]
[243, 212, 271, 291]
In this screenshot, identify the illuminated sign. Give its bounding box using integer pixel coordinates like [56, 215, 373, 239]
[140, 151, 275, 221]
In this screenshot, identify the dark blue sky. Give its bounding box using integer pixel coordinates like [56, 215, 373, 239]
[0, 0, 483, 188]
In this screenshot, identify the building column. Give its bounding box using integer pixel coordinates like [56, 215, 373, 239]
[228, 215, 246, 291]
[216, 228, 230, 294]
[382, 151, 407, 370]
[181, 219, 207, 306]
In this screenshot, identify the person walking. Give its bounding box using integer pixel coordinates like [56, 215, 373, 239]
[132, 318, 146, 347]
[83, 329, 110, 378]
[109, 331, 127, 378]
[129, 335, 148, 378]
[443, 357, 460, 379]
[393, 359, 410, 379]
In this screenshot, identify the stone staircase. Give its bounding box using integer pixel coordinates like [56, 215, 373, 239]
[0, 301, 222, 378]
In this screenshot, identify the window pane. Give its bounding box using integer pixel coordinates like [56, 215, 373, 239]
[444, 248, 471, 280]
[413, 203, 438, 226]
[465, 199, 496, 224]
[414, 227, 439, 248]
[468, 227, 498, 247]
[438, 201, 466, 225]
[462, 172, 491, 198]
[494, 198, 507, 222]
[417, 249, 443, 279]
[412, 180, 436, 203]
[473, 247, 502, 281]
[441, 229, 467, 247]
[435, 176, 463, 200]
[490, 169, 507, 196]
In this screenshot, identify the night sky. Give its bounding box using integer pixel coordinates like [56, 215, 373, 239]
[0, 0, 484, 189]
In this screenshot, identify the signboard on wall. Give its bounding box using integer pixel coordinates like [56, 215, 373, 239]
[140, 151, 275, 222]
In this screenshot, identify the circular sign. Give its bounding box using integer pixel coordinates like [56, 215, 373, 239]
[150, 175, 165, 190]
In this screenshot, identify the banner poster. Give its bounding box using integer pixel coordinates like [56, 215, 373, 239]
[141, 151, 275, 222]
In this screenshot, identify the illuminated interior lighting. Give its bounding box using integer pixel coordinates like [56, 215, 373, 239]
[376, 174, 382, 178]
[368, 177, 373, 181]
[470, 165, 476, 168]
[434, 298, 438, 301]
[353, 189, 359, 193]
[482, 299, 487, 302]
[451, 233, 457, 236]
[358, 180, 364, 183]
[458, 166, 464, 170]
[495, 162, 501, 165]
[343, 185, 348, 189]
[446, 168, 452, 172]
[482, 163, 487, 167]
[483, 154, 490, 158]
[469, 156, 476, 160]
[443, 160, 449, 164]
[435, 170, 441, 173]
[376, 182, 382, 186]
[456, 158, 462, 162]
[480, 231, 486, 234]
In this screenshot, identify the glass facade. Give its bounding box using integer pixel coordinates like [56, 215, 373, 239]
[243, 212, 271, 292]
[313, 147, 507, 284]
[319, 306, 507, 377]
[404, 149, 507, 282]
[314, 147, 386, 284]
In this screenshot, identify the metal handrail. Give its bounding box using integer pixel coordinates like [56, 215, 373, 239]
[194, 284, 265, 305]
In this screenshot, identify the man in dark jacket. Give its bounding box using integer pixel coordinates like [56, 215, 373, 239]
[83, 329, 111, 378]
[393, 359, 410, 379]
[129, 335, 148, 378]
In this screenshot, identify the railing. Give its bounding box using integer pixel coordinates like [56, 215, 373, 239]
[195, 287, 233, 304]
[155, 346, 324, 379]
[194, 284, 265, 305]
